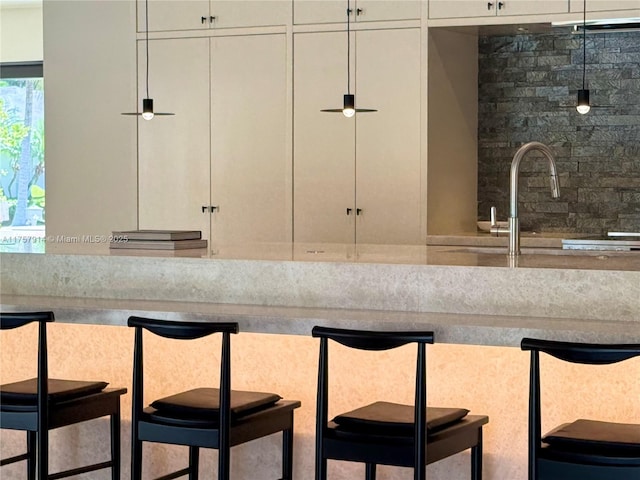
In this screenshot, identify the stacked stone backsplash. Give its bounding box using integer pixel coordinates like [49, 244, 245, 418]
[477, 30, 640, 234]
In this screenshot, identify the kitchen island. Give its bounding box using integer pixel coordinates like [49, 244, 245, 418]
[1, 242, 638, 480]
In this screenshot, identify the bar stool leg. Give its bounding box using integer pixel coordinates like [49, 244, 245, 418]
[365, 463, 376, 480]
[37, 430, 48, 480]
[471, 429, 483, 480]
[188, 446, 199, 480]
[110, 411, 121, 480]
[27, 431, 36, 480]
[131, 437, 142, 480]
[283, 426, 293, 480]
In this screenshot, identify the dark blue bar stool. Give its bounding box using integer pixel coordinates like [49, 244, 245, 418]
[521, 337, 640, 480]
[312, 326, 488, 480]
[0, 311, 126, 480]
[128, 315, 301, 480]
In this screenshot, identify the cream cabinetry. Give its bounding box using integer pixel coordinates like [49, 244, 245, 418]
[569, 0, 639, 12]
[137, 0, 290, 32]
[293, 28, 422, 245]
[138, 34, 290, 245]
[294, 0, 421, 25]
[428, 0, 569, 19]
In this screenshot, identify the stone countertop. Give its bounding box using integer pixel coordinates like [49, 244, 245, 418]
[1, 244, 639, 331]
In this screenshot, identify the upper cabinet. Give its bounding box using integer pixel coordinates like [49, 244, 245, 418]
[570, 0, 640, 12]
[294, 0, 421, 25]
[428, 0, 569, 19]
[293, 28, 423, 245]
[137, 0, 291, 32]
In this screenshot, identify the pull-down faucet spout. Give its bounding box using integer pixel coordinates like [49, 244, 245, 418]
[509, 142, 560, 256]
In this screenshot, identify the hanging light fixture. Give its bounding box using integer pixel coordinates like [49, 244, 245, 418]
[576, 0, 590, 114]
[122, 0, 174, 119]
[321, 0, 376, 117]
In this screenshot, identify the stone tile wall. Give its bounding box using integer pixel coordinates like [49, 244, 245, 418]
[477, 30, 640, 234]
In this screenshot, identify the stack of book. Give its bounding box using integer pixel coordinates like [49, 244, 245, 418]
[109, 230, 207, 250]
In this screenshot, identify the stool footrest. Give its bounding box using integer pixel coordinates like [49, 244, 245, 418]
[0, 452, 30, 466]
[155, 467, 192, 480]
[48, 460, 113, 480]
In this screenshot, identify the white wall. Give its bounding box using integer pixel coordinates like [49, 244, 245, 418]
[43, 0, 138, 242]
[0, 1, 43, 62]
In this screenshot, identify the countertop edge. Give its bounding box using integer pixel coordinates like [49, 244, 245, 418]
[2, 295, 638, 347]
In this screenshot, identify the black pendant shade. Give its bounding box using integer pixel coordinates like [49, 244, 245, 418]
[122, 0, 174, 119]
[321, 0, 376, 117]
[321, 94, 377, 116]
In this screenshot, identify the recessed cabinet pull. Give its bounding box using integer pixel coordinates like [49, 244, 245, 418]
[487, 2, 494, 9]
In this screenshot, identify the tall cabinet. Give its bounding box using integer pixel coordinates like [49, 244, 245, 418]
[294, 28, 422, 245]
[138, 34, 290, 244]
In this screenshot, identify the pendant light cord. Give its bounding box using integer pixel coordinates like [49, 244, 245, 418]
[145, 0, 150, 99]
[582, 0, 586, 89]
[346, 0, 351, 95]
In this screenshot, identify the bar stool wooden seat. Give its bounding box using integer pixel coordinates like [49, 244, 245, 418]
[312, 326, 489, 480]
[521, 338, 640, 480]
[0, 311, 126, 480]
[128, 315, 301, 480]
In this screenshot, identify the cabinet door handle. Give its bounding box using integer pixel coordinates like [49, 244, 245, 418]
[346, 208, 352, 215]
[209, 15, 216, 23]
[487, 2, 494, 9]
[498, 1, 504, 9]
[346, 7, 353, 15]
[356, 208, 362, 215]
[202, 205, 209, 213]
[201, 16, 208, 24]
[202, 205, 220, 213]
[356, 8, 363, 15]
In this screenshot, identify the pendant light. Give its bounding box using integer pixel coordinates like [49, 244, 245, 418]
[122, 0, 174, 119]
[321, 0, 376, 117]
[576, 0, 590, 114]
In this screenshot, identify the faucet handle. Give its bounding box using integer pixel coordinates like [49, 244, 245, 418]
[490, 206, 497, 227]
[489, 206, 509, 237]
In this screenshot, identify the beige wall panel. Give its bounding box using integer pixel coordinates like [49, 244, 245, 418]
[427, 28, 478, 234]
[43, 0, 137, 244]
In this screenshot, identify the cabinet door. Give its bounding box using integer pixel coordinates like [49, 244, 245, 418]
[570, 0, 639, 12]
[294, 0, 421, 24]
[429, 0, 568, 18]
[429, 0, 496, 18]
[355, 0, 422, 22]
[210, 0, 291, 28]
[355, 28, 422, 245]
[293, 31, 356, 243]
[294, 0, 351, 24]
[138, 38, 211, 238]
[496, 0, 569, 16]
[137, 0, 209, 32]
[210, 34, 290, 245]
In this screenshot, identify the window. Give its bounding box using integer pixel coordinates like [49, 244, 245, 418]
[0, 61, 45, 252]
